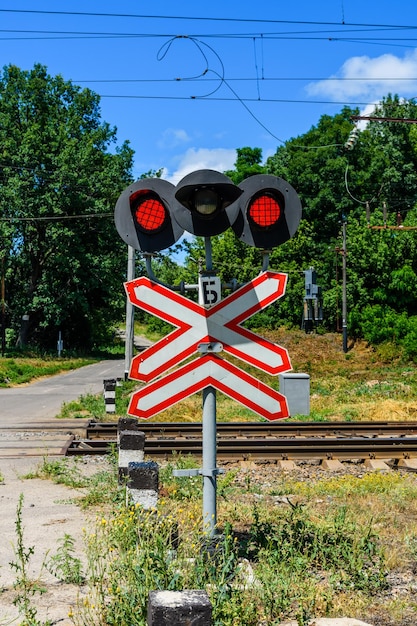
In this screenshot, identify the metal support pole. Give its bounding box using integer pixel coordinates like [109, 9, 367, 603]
[1, 255, 5, 357]
[172, 237, 222, 539]
[342, 221, 348, 353]
[202, 385, 217, 536]
[125, 245, 135, 380]
[202, 237, 217, 537]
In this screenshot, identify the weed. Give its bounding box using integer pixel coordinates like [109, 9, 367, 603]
[46, 534, 84, 584]
[25, 457, 88, 489]
[9, 494, 51, 626]
[159, 453, 202, 500]
[0, 357, 95, 387]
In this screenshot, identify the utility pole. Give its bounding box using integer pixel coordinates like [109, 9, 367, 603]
[1, 255, 5, 357]
[124, 245, 135, 380]
[342, 220, 348, 353]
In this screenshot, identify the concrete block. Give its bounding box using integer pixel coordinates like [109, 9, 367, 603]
[276, 459, 297, 470]
[118, 416, 140, 440]
[364, 459, 390, 470]
[118, 430, 145, 483]
[103, 378, 116, 413]
[397, 458, 417, 469]
[147, 590, 212, 625]
[321, 459, 344, 470]
[127, 461, 159, 509]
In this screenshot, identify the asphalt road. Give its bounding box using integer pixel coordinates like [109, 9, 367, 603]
[0, 359, 125, 425]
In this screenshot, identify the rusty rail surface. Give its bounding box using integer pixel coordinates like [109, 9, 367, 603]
[85, 420, 417, 439]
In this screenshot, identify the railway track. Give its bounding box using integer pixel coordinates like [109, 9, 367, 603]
[66, 420, 417, 463]
[3, 420, 417, 463]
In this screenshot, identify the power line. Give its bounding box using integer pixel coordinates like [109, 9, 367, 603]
[0, 8, 416, 30]
[0, 213, 114, 222]
[2, 28, 417, 42]
[96, 94, 373, 106]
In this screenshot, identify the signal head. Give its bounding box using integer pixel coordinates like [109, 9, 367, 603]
[232, 174, 302, 248]
[114, 178, 184, 252]
[174, 169, 243, 236]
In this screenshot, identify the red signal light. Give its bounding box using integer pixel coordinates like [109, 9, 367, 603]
[232, 175, 302, 248]
[115, 178, 184, 252]
[131, 191, 167, 233]
[248, 194, 282, 228]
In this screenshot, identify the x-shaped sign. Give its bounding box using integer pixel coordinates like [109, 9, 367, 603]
[125, 271, 291, 383]
[128, 353, 289, 421]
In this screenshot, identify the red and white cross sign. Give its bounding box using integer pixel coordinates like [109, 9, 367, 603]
[128, 353, 289, 421]
[125, 271, 291, 383]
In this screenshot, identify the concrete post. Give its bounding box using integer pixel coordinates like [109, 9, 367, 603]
[119, 431, 145, 483]
[147, 590, 212, 625]
[127, 461, 159, 509]
[103, 378, 116, 413]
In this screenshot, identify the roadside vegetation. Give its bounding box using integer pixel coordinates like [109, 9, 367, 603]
[0, 356, 98, 388]
[46, 328, 417, 425]
[2, 328, 417, 625]
[11, 447, 417, 626]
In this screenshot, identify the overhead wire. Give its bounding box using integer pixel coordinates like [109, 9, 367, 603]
[1, 14, 417, 155]
[1, 8, 417, 30]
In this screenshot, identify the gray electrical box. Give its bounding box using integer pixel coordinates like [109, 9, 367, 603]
[279, 373, 310, 416]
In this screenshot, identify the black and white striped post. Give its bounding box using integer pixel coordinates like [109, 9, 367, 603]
[118, 417, 145, 483]
[103, 378, 117, 414]
[127, 461, 159, 509]
[147, 590, 212, 626]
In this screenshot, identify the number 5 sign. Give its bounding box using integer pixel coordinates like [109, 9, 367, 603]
[199, 275, 221, 306]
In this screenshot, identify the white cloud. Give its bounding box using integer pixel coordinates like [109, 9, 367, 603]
[163, 147, 237, 184]
[157, 128, 191, 149]
[306, 49, 417, 101]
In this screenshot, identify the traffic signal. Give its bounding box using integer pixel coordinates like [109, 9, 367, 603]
[232, 174, 302, 248]
[174, 169, 243, 237]
[114, 178, 184, 252]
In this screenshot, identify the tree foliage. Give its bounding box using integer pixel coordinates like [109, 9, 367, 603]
[179, 96, 417, 358]
[0, 64, 134, 350]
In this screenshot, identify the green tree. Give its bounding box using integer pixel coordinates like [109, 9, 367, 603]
[180, 98, 417, 354]
[0, 64, 134, 349]
[224, 146, 265, 184]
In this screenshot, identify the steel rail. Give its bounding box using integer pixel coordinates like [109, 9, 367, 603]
[85, 420, 417, 440]
[67, 433, 417, 460]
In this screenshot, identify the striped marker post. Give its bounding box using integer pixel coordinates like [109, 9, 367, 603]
[147, 590, 212, 625]
[103, 378, 116, 413]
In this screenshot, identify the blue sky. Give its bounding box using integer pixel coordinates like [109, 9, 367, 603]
[2, 1, 417, 184]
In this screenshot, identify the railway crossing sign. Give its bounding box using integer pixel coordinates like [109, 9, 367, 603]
[125, 271, 292, 421]
[128, 353, 289, 421]
[125, 271, 291, 383]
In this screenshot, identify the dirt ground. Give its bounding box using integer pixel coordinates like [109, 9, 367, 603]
[0, 455, 93, 625]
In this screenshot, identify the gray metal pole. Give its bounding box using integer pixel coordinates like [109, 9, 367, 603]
[202, 385, 217, 536]
[125, 245, 135, 380]
[202, 237, 218, 538]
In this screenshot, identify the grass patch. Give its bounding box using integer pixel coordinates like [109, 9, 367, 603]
[0, 357, 96, 388]
[69, 459, 396, 626]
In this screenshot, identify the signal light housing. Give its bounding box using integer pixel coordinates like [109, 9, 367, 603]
[174, 169, 243, 237]
[232, 174, 302, 248]
[114, 179, 184, 252]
